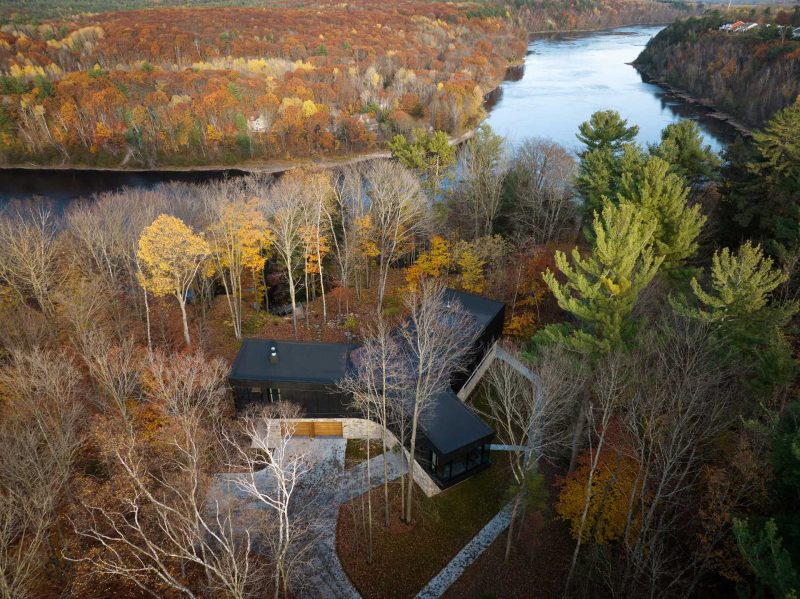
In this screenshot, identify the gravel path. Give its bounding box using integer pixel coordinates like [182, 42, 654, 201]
[298, 449, 409, 599]
[414, 500, 515, 599]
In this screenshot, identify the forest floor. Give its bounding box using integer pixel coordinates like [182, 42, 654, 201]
[188, 266, 410, 364]
[442, 463, 573, 599]
[336, 454, 514, 599]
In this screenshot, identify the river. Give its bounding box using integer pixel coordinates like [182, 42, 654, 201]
[486, 25, 736, 153]
[0, 25, 737, 204]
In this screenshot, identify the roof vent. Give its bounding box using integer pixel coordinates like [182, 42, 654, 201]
[445, 300, 452, 310]
[269, 345, 278, 364]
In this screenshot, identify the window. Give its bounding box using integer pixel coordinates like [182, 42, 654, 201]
[450, 457, 467, 478]
[466, 447, 481, 470]
[268, 387, 281, 402]
[250, 386, 262, 397]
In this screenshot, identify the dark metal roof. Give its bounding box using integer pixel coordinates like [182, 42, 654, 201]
[229, 339, 352, 384]
[228, 289, 504, 459]
[420, 390, 494, 458]
[442, 288, 505, 333]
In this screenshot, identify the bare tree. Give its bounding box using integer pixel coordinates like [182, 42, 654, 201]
[0, 202, 64, 317]
[265, 174, 306, 337]
[564, 350, 626, 594]
[77, 329, 143, 420]
[508, 138, 578, 246]
[0, 420, 63, 598]
[614, 316, 733, 599]
[220, 403, 317, 599]
[478, 345, 586, 561]
[366, 160, 426, 312]
[453, 125, 508, 239]
[339, 317, 406, 537]
[144, 350, 229, 422]
[0, 348, 85, 595]
[326, 165, 368, 310]
[69, 415, 264, 598]
[399, 281, 477, 524]
[296, 170, 334, 325]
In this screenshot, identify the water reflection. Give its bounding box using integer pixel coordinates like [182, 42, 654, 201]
[484, 26, 738, 153]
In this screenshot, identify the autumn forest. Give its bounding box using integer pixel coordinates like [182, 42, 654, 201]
[0, 1, 525, 167]
[1, 1, 800, 599]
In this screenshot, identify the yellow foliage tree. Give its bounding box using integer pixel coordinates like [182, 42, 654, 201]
[556, 447, 643, 545]
[457, 247, 486, 294]
[405, 235, 451, 291]
[137, 214, 209, 347]
[206, 197, 272, 339]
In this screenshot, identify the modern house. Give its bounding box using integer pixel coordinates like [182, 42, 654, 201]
[229, 288, 505, 488]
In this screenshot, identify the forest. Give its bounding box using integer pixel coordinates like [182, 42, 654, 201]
[0, 1, 526, 167]
[506, 0, 697, 33]
[635, 8, 800, 128]
[0, 91, 799, 596]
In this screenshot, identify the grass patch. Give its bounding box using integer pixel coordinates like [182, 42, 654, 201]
[345, 438, 385, 469]
[337, 453, 513, 598]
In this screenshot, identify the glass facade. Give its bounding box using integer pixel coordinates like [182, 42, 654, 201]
[432, 443, 492, 484]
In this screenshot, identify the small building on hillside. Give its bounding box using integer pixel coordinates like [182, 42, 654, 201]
[228, 288, 504, 488]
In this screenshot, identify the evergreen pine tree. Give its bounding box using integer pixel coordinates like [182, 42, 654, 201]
[617, 155, 706, 270]
[542, 202, 663, 354]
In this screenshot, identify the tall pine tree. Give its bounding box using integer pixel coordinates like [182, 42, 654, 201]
[542, 202, 663, 354]
[617, 155, 706, 271]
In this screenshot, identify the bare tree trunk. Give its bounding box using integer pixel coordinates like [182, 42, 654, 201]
[177, 295, 191, 347]
[143, 287, 153, 360]
[505, 489, 523, 563]
[565, 409, 609, 593]
[366, 430, 373, 564]
[405, 406, 420, 525]
[569, 398, 588, 473]
[288, 269, 298, 338]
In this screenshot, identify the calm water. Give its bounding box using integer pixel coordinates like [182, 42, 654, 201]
[0, 25, 737, 204]
[485, 25, 736, 153]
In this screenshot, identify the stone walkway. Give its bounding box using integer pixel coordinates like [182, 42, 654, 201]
[298, 449, 409, 598]
[212, 440, 411, 599]
[213, 439, 516, 599]
[414, 500, 515, 599]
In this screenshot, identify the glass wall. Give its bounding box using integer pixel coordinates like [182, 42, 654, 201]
[433, 443, 491, 484]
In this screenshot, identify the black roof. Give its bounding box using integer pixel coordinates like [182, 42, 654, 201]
[420, 390, 494, 459]
[442, 288, 504, 333]
[229, 339, 352, 385]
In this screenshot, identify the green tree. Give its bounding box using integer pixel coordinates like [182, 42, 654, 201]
[576, 110, 639, 153]
[576, 128, 646, 219]
[388, 129, 455, 198]
[542, 202, 663, 354]
[680, 241, 794, 326]
[651, 120, 720, 181]
[720, 103, 800, 257]
[675, 241, 798, 394]
[617, 155, 706, 270]
[734, 518, 799, 599]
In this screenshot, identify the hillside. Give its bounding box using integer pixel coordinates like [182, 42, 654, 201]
[0, 1, 525, 167]
[507, 0, 698, 33]
[634, 10, 800, 128]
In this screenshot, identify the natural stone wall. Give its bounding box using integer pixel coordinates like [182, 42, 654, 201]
[257, 417, 441, 497]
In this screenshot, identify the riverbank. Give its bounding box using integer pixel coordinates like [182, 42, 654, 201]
[527, 21, 674, 35]
[0, 130, 477, 175]
[634, 68, 753, 138]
